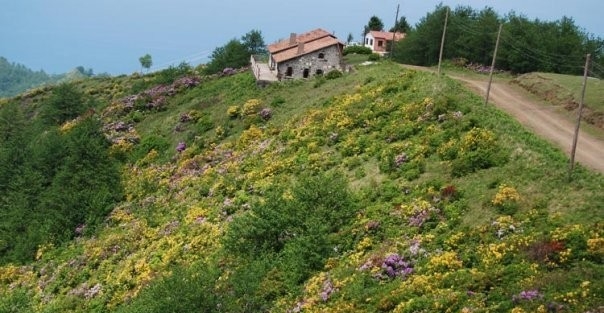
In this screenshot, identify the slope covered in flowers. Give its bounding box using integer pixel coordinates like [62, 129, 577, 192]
[0, 61, 602, 312]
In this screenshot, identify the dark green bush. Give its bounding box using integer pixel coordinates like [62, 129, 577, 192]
[368, 53, 381, 61]
[42, 83, 90, 125]
[154, 62, 191, 85]
[343, 45, 373, 55]
[222, 171, 357, 310]
[115, 262, 220, 313]
[325, 70, 343, 80]
[130, 134, 170, 162]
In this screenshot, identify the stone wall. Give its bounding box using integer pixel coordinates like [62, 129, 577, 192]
[277, 45, 342, 80]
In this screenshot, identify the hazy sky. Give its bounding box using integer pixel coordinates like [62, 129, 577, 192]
[1, 0, 602, 75]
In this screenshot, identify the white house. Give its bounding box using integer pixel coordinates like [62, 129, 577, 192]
[364, 30, 405, 55]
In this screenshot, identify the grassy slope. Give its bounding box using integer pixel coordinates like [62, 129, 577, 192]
[0, 60, 602, 312]
[512, 72, 604, 129]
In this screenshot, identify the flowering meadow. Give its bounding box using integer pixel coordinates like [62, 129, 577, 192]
[0, 61, 602, 312]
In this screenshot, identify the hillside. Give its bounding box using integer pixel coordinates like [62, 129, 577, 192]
[0, 57, 99, 99]
[0, 59, 603, 312]
[512, 72, 604, 129]
[0, 57, 59, 98]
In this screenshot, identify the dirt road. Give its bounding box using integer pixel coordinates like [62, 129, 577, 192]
[456, 76, 604, 174]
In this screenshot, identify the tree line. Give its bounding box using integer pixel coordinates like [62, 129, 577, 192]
[0, 83, 122, 264]
[391, 5, 604, 75]
[138, 29, 266, 76]
[0, 57, 56, 98]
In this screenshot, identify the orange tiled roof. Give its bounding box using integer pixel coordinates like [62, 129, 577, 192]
[271, 36, 343, 63]
[268, 28, 333, 54]
[369, 30, 405, 41]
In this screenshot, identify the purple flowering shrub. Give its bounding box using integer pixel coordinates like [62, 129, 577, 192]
[176, 141, 186, 153]
[394, 153, 408, 167]
[320, 278, 337, 301]
[114, 75, 200, 115]
[380, 253, 414, 279]
[259, 108, 272, 121]
[408, 209, 431, 227]
[407, 205, 440, 228]
[512, 289, 542, 303]
[359, 253, 414, 281]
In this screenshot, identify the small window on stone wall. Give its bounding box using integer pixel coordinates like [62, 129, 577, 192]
[286, 66, 293, 77]
[303, 68, 310, 78]
[316, 69, 324, 75]
[318, 53, 325, 59]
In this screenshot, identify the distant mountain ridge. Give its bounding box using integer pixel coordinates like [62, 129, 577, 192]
[0, 56, 99, 98]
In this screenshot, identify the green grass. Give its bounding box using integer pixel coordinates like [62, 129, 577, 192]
[2, 60, 603, 313]
[540, 72, 604, 111]
[511, 72, 604, 130]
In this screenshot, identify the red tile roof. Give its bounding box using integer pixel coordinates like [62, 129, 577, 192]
[268, 28, 333, 53]
[269, 28, 344, 63]
[272, 36, 343, 63]
[369, 30, 405, 41]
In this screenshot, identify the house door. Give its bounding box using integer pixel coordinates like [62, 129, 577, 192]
[286, 66, 293, 77]
[303, 68, 309, 78]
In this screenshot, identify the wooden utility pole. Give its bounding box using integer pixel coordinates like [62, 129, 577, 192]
[437, 7, 449, 76]
[390, 4, 400, 56]
[568, 53, 591, 180]
[485, 23, 503, 105]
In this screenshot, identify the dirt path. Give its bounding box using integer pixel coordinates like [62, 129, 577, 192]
[458, 77, 604, 173]
[402, 65, 604, 174]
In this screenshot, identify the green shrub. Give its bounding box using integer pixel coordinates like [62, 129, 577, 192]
[438, 127, 508, 177]
[0, 289, 32, 313]
[223, 171, 357, 306]
[270, 96, 285, 107]
[313, 76, 326, 88]
[368, 53, 381, 61]
[130, 135, 170, 162]
[154, 62, 191, 85]
[115, 262, 220, 313]
[343, 45, 373, 55]
[325, 70, 343, 80]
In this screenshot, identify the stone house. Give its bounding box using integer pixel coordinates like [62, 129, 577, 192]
[364, 30, 405, 55]
[267, 28, 344, 80]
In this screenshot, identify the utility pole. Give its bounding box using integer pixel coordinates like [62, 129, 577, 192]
[568, 53, 591, 180]
[437, 6, 449, 76]
[390, 4, 400, 57]
[485, 23, 503, 105]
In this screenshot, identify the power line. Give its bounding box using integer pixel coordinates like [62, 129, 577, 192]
[149, 49, 212, 72]
[498, 33, 585, 73]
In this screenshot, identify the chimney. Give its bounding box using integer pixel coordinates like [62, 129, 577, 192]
[289, 33, 297, 45]
[297, 41, 305, 54]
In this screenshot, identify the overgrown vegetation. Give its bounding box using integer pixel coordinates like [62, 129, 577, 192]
[0, 83, 122, 264]
[343, 45, 373, 55]
[393, 5, 604, 75]
[0, 60, 602, 312]
[204, 29, 266, 75]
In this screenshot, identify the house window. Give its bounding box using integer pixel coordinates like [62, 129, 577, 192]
[369, 39, 373, 45]
[303, 68, 310, 78]
[365, 38, 369, 44]
[318, 53, 325, 59]
[378, 40, 383, 47]
[316, 69, 324, 75]
[286, 66, 293, 77]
